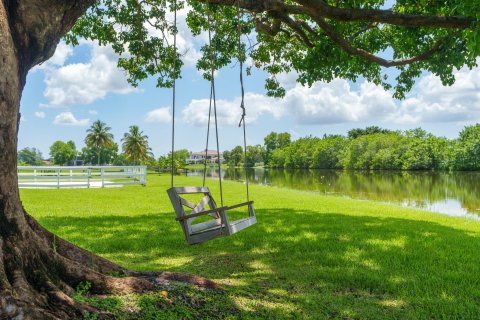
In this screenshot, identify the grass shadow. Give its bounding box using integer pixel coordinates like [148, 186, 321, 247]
[39, 208, 480, 319]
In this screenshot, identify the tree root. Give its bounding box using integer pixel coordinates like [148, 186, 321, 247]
[25, 212, 126, 275]
[131, 271, 222, 290]
[0, 210, 222, 319]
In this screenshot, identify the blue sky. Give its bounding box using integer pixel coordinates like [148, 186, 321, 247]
[18, 8, 480, 159]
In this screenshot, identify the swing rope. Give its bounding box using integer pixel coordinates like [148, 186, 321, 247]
[205, 1, 224, 206]
[202, 3, 215, 187]
[170, 0, 178, 188]
[202, 83, 213, 187]
[236, 0, 250, 202]
[171, 0, 250, 207]
[210, 10, 224, 207]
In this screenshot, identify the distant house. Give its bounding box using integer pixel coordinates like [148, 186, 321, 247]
[67, 157, 84, 166]
[186, 150, 224, 164]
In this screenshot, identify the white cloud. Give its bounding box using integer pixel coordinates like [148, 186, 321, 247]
[88, 110, 98, 115]
[33, 42, 73, 71]
[182, 92, 281, 127]
[280, 80, 395, 125]
[48, 42, 74, 66]
[182, 79, 396, 126]
[183, 61, 480, 127]
[34, 111, 46, 119]
[276, 72, 299, 90]
[145, 107, 172, 123]
[53, 112, 89, 126]
[43, 43, 135, 107]
[396, 64, 480, 123]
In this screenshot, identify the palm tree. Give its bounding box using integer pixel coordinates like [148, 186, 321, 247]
[121, 125, 152, 165]
[85, 120, 114, 165]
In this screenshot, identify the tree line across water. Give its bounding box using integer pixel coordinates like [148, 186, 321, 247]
[18, 123, 480, 171]
[223, 124, 480, 171]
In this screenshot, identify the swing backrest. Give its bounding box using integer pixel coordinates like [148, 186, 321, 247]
[167, 186, 223, 237]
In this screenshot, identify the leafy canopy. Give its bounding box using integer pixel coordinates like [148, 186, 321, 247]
[81, 143, 120, 165]
[18, 147, 43, 166]
[67, 0, 480, 99]
[49, 140, 77, 165]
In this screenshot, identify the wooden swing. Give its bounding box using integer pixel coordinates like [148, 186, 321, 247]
[167, 187, 256, 245]
[166, 0, 256, 245]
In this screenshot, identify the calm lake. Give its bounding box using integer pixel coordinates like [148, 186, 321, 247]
[188, 168, 480, 219]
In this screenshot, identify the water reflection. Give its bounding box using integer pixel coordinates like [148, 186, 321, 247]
[188, 168, 480, 218]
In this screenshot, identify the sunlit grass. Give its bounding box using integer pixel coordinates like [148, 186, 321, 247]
[21, 174, 480, 319]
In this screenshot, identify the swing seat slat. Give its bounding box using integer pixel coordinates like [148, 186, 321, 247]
[167, 186, 256, 245]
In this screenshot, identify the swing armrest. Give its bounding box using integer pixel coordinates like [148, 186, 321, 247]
[223, 201, 254, 211]
[176, 201, 254, 222]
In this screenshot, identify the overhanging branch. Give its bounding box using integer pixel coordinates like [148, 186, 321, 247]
[200, 0, 475, 29]
[314, 16, 449, 67]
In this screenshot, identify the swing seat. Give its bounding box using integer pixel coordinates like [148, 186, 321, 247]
[167, 186, 256, 245]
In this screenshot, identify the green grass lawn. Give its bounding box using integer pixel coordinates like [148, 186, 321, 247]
[21, 174, 480, 319]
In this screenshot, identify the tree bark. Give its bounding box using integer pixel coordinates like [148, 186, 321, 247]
[0, 1, 103, 317]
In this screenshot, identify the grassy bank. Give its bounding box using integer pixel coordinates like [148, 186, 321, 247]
[21, 175, 480, 319]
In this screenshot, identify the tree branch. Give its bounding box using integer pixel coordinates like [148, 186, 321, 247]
[295, 0, 474, 29]
[314, 16, 450, 67]
[201, 0, 475, 29]
[348, 22, 377, 41]
[278, 14, 314, 47]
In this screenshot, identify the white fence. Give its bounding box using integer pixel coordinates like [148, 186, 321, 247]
[17, 166, 147, 189]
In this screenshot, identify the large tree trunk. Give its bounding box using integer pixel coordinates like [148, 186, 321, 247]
[0, 1, 217, 318]
[0, 0, 121, 318]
